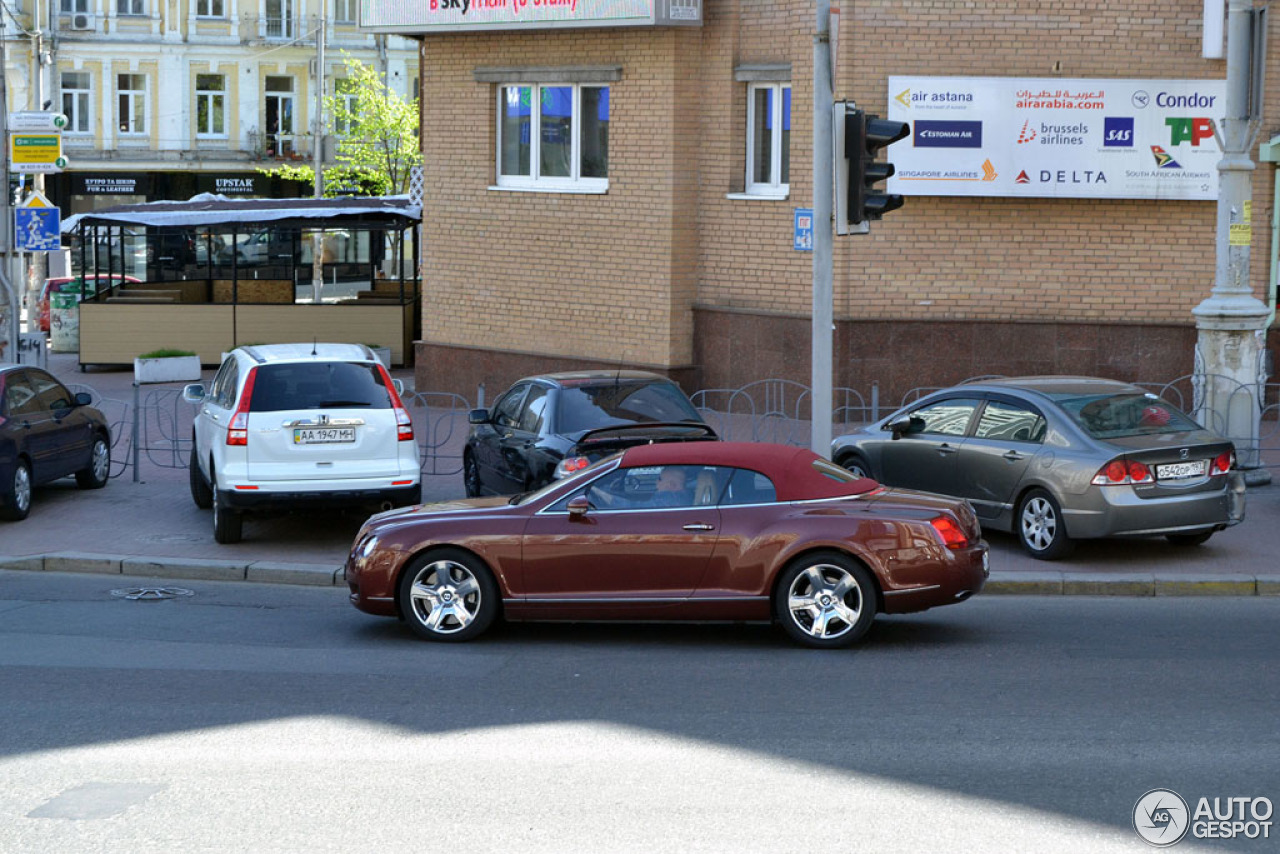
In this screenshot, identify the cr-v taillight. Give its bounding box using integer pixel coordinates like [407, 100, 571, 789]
[376, 364, 414, 442]
[226, 367, 257, 446]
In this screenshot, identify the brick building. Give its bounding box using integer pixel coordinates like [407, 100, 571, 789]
[366, 1, 1280, 402]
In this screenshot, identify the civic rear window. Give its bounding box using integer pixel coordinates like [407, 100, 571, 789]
[1054, 393, 1200, 439]
[556, 381, 701, 434]
[249, 362, 391, 412]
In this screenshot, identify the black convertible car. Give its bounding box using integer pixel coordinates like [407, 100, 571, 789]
[463, 371, 716, 496]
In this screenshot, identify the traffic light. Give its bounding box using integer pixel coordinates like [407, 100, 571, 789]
[835, 105, 909, 235]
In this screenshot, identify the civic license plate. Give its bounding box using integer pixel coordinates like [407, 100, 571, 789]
[1156, 460, 1207, 480]
[293, 427, 356, 445]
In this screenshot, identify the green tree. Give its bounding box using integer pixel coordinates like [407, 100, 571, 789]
[262, 57, 421, 197]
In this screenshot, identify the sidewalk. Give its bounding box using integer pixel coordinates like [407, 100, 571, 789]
[3, 350, 1278, 596]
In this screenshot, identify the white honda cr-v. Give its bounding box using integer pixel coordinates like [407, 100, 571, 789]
[184, 343, 421, 543]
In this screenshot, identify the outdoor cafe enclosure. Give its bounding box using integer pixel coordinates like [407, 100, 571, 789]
[60, 195, 421, 367]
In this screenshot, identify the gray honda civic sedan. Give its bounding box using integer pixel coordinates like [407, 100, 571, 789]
[831, 377, 1246, 559]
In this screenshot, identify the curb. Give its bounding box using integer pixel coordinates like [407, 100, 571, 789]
[2, 554, 1279, 597]
[1, 553, 344, 587]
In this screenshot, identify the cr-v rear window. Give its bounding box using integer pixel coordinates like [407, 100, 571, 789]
[248, 362, 392, 412]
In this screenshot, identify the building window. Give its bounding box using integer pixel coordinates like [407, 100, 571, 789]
[61, 71, 91, 134]
[265, 75, 295, 156]
[496, 83, 609, 190]
[60, 0, 88, 11]
[116, 0, 144, 14]
[196, 0, 225, 16]
[196, 74, 226, 137]
[334, 0, 355, 24]
[117, 74, 147, 135]
[265, 0, 294, 39]
[333, 77, 357, 133]
[746, 83, 790, 196]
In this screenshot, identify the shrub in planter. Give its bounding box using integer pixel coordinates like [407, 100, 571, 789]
[134, 349, 202, 384]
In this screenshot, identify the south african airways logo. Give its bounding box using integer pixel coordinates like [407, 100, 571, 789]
[1151, 146, 1182, 169]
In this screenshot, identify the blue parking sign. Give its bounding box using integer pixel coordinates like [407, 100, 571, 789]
[15, 206, 61, 251]
[793, 208, 814, 251]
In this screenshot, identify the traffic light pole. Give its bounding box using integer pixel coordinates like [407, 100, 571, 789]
[810, 0, 834, 456]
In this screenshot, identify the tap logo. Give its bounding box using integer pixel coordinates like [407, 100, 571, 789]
[1151, 146, 1183, 169]
[1104, 117, 1134, 147]
[1166, 118, 1215, 146]
[1134, 789, 1190, 847]
[1016, 121, 1037, 144]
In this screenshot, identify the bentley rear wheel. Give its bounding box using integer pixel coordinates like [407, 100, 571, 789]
[774, 552, 876, 649]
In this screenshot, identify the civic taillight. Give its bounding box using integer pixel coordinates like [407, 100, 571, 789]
[226, 367, 257, 446]
[554, 456, 592, 478]
[930, 516, 969, 550]
[1210, 450, 1235, 475]
[376, 364, 414, 442]
[1090, 458, 1152, 485]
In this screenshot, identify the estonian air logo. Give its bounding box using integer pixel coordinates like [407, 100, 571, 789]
[1104, 117, 1134, 147]
[1016, 170, 1031, 184]
[1016, 121, 1037, 144]
[1151, 146, 1182, 169]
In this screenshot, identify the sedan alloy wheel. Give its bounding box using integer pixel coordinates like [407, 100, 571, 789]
[1, 460, 33, 521]
[399, 550, 498, 642]
[776, 554, 876, 648]
[1017, 488, 1074, 560]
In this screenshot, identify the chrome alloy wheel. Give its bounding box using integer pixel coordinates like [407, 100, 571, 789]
[91, 440, 110, 482]
[1020, 496, 1058, 551]
[407, 559, 483, 634]
[787, 564, 864, 641]
[13, 465, 31, 514]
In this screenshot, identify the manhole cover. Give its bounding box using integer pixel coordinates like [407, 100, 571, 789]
[110, 587, 195, 601]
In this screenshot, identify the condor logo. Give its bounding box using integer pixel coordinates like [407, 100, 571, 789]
[1104, 117, 1134, 148]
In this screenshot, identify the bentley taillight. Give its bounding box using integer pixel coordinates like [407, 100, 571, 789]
[930, 516, 969, 550]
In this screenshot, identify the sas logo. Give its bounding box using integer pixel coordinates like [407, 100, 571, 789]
[1104, 117, 1134, 147]
[1016, 121, 1037, 144]
[1166, 117, 1215, 146]
[1151, 146, 1183, 169]
[913, 120, 982, 148]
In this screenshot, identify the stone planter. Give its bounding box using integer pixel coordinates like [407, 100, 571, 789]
[134, 355, 202, 384]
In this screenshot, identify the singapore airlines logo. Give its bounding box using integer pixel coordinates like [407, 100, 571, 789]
[982, 160, 998, 181]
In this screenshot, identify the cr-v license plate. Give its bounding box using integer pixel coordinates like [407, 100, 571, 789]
[294, 427, 356, 444]
[1156, 460, 1207, 480]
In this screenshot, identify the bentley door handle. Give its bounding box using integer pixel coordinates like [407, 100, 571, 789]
[682, 523, 715, 531]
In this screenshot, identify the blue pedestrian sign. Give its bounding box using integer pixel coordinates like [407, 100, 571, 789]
[793, 208, 814, 251]
[15, 190, 62, 252]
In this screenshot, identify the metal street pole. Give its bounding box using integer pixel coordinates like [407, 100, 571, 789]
[311, 14, 326, 303]
[27, 0, 47, 327]
[1192, 0, 1271, 482]
[0, 15, 19, 364]
[810, 0, 834, 456]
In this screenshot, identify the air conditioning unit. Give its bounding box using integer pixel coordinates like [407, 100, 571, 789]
[70, 13, 94, 30]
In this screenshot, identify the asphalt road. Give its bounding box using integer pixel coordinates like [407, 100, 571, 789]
[1, 571, 1276, 852]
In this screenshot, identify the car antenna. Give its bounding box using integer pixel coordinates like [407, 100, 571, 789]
[311, 337, 318, 357]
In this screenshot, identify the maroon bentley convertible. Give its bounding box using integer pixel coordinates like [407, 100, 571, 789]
[345, 442, 989, 648]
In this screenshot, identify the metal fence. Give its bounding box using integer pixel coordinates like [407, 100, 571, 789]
[73, 372, 1280, 483]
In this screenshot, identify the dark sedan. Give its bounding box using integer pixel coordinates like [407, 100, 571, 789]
[463, 370, 715, 497]
[346, 442, 988, 648]
[832, 376, 1246, 559]
[1, 366, 111, 521]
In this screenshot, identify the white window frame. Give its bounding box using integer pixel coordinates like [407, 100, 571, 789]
[116, 0, 145, 15]
[196, 74, 227, 138]
[117, 73, 148, 136]
[333, 0, 355, 24]
[61, 72, 92, 135]
[60, 0, 88, 11]
[494, 82, 608, 193]
[196, 0, 225, 17]
[745, 82, 790, 197]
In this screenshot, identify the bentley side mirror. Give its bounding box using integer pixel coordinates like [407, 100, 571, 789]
[566, 496, 591, 518]
[182, 384, 206, 404]
[73, 392, 93, 407]
[468, 408, 490, 425]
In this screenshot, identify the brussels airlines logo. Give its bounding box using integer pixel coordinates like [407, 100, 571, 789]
[1151, 146, 1183, 169]
[1017, 121, 1037, 144]
[1104, 117, 1134, 147]
[1166, 118, 1215, 146]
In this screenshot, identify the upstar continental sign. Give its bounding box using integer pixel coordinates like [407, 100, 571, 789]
[360, 0, 702, 32]
[887, 76, 1225, 200]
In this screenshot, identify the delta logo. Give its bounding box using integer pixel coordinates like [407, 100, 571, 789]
[1104, 117, 1134, 148]
[1016, 121, 1037, 144]
[1016, 170, 1031, 184]
[1151, 145, 1183, 169]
